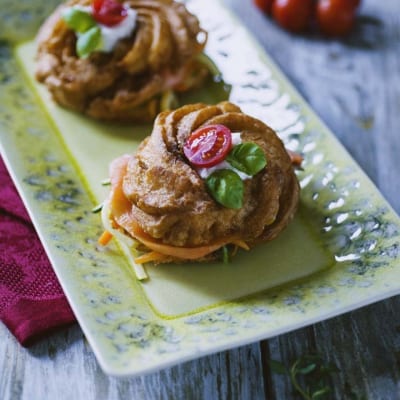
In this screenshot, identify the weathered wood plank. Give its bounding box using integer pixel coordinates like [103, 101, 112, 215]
[229, 0, 400, 398]
[316, 299, 400, 399]
[0, 323, 266, 400]
[1, 0, 400, 399]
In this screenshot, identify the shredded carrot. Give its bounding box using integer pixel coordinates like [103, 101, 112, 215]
[98, 230, 113, 246]
[135, 251, 170, 264]
[231, 239, 250, 251]
[286, 149, 303, 168]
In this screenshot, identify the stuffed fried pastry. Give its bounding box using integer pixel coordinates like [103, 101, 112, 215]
[99, 102, 301, 266]
[35, 0, 208, 122]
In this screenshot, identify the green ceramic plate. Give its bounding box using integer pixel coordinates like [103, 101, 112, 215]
[1, 0, 400, 377]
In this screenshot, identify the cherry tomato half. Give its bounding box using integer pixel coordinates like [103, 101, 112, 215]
[253, 0, 274, 15]
[92, 0, 127, 27]
[317, 0, 357, 37]
[183, 124, 232, 168]
[272, 0, 313, 33]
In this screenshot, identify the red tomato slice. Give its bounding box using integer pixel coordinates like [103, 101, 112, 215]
[183, 124, 232, 168]
[92, 0, 127, 27]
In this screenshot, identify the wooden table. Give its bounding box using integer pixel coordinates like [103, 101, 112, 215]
[1, 0, 400, 398]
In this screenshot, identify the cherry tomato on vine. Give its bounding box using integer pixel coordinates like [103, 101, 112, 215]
[183, 125, 232, 168]
[253, 0, 274, 15]
[316, 0, 357, 36]
[272, 0, 314, 33]
[92, 0, 127, 27]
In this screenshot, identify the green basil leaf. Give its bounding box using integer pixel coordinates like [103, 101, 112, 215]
[206, 169, 243, 209]
[61, 8, 97, 33]
[76, 26, 102, 58]
[226, 142, 267, 176]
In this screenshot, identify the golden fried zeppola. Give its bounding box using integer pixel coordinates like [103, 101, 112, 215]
[108, 102, 300, 262]
[35, 0, 207, 122]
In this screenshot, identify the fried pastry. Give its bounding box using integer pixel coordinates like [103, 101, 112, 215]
[100, 102, 301, 266]
[35, 0, 208, 122]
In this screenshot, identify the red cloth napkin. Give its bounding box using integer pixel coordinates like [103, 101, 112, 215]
[0, 158, 76, 346]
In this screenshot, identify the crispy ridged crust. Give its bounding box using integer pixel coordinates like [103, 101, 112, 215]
[35, 0, 207, 122]
[121, 101, 300, 248]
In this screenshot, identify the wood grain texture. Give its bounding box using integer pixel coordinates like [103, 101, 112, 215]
[0, 323, 266, 400]
[1, 0, 400, 399]
[227, 0, 400, 398]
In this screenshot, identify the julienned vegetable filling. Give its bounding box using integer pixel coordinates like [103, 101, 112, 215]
[96, 102, 301, 280]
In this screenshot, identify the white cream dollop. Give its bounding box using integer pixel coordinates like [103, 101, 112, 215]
[196, 132, 252, 180]
[99, 8, 137, 52]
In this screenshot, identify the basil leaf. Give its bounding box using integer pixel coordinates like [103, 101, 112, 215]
[62, 8, 97, 33]
[226, 142, 267, 176]
[206, 169, 243, 209]
[76, 26, 102, 58]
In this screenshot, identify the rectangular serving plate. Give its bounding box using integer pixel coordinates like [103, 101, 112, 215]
[1, 0, 400, 376]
